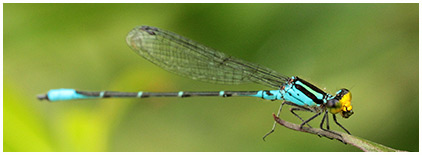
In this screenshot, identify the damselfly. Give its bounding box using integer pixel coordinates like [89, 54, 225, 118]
[37, 26, 354, 140]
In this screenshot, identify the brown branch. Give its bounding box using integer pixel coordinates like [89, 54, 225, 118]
[272, 114, 405, 152]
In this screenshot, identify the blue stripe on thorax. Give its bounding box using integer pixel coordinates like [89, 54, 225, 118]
[280, 76, 330, 106]
[244, 77, 332, 107]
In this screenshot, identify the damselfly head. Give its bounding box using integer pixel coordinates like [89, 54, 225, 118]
[327, 89, 353, 118]
[337, 89, 353, 118]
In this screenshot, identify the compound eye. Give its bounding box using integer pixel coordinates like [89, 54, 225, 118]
[327, 99, 338, 107]
[340, 88, 350, 96]
[335, 88, 348, 97]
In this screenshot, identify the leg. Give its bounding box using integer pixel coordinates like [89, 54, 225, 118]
[320, 111, 343, 139]
[325, 111, 330, 130]
[262, 102, 286, 141]
[300, 112, 322, 129]
[332, 114, 351, 135]
[290, 107, 313, 128]
[320, 110, 329, 131]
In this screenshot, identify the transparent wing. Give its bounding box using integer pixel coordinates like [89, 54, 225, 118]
[126, 26, 289, 88]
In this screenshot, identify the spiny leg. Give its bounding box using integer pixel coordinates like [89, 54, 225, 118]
[262, 101, 286, 141]
[290, 107, 313, 128]
[332, 114, 351, 135]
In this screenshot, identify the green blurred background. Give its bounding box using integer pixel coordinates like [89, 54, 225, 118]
[3, 3, 418, 152]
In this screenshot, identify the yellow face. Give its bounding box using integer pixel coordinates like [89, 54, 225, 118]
[339, 92, 353, 118]
[328, 89, 354, 118]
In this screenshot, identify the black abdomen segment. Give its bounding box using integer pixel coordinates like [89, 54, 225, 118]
[75, 90, 260, 98]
